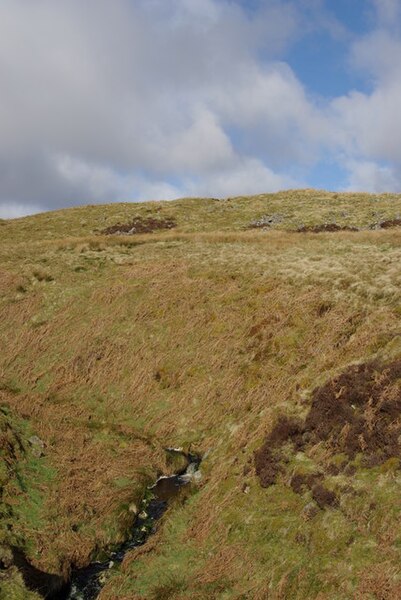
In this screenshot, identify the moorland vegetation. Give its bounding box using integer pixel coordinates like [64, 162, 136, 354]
[1, 190, 401, 598]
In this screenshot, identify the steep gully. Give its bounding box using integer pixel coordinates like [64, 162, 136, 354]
[12, 449, 201, 599]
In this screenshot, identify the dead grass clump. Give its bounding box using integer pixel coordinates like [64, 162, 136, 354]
[255, 359, 401, 500]
[32, 267, 54, 282]
[355, 564, 401, 599]
[101, 216, 176, 235]
[0, 269, 27, 296]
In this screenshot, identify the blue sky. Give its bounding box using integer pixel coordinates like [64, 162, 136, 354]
[287, 1, 372, 96]
[1, 0, 401, 217]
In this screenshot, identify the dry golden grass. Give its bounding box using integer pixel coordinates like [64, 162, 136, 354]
[1, 190, 401, 598]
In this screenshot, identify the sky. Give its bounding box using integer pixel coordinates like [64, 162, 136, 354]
[1, 0, 401, 218]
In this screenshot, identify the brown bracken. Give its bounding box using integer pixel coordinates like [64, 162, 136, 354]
[255, 360, 401, 504]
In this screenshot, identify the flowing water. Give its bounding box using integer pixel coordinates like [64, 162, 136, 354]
[11, 451, 201, 600]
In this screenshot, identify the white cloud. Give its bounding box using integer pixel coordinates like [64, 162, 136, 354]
[0, 0, 309, 215]
[0, 202, 44, 219]
[327, 3, 401, 191]
[350, 30, 401, 83]
[372, 0, 401, 27]
[2, 0, 401, 216]
[150, 109, 236, 173]
[55, 155, 182, 202]
[332, 82, 401, 164]
[53, 151, 299, 203]
[344, 160, 400, 193]
[183, 157, 300, 197]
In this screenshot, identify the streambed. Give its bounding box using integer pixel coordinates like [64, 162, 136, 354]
[12, 451, 201, 600]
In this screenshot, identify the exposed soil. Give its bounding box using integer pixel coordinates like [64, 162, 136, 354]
[311, 484, 338, 509]
[377, 218, 401, 229]
[254, 416, 302, 487]
[289, 472, 322, 494]
[101, 216, 176, 235]
[294, 223, 359, 233]
[255, 360, 401, 505]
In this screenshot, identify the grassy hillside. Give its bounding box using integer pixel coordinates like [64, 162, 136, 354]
[1, 189, 401, 599]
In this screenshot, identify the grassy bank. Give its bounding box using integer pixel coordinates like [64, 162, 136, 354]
[1, 190, 401, 598]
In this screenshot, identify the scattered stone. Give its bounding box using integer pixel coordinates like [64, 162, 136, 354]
[101, 216, 176, 235]
[179, 463, 202, 484]
[128, 503, 138, 514]
[28, 435, 45, 458]
[248, 214, 283, 229]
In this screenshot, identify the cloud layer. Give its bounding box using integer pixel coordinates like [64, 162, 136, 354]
[0, 0, 400, 217]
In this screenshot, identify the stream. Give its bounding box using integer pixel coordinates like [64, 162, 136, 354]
[11, 451, 201, 600]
